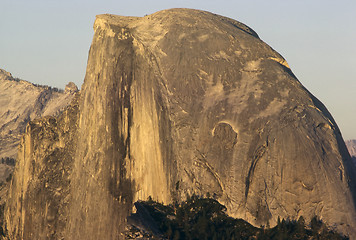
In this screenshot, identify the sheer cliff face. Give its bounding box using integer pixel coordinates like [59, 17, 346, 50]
[6, 9, 356, 239]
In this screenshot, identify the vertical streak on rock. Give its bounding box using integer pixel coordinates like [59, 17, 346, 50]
[65, 22, 135, 239]
[6, 125, 33, 239]
[65, 17, 174, 239]
[128, 53, 171, 203]
[6, 124, 31, 239]
[20, 126, 32, 239]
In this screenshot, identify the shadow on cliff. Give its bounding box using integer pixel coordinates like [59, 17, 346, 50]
[278, 62, 356, 211]
[311, 95, 356, 209]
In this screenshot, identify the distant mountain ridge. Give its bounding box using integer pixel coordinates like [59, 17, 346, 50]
[346, 140, 356, 157]
[346, 140, 356, 165]
[0, 68, 77, 182]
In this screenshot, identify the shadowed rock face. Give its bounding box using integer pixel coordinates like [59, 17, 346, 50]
[5, 8, 356, 239]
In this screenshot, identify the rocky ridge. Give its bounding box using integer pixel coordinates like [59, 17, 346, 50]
[0, 69, 77, 182]
[5, 9, 356, 239]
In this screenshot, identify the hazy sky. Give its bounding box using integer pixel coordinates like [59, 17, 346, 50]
[0, 0, 355, 140]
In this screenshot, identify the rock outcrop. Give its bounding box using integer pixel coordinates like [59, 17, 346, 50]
[5, 9, 356, 239]
[0, 69, 77, 182]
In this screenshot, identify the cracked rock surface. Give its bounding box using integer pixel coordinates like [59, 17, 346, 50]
[5, 8, 356, 239]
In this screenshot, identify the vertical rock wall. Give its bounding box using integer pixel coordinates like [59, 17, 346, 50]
[64, 18, 173, 239]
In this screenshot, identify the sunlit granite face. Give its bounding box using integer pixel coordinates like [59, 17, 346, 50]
[5, 8, 356, 239]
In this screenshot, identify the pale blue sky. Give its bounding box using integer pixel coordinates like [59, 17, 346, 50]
[0, 0, 355, 140]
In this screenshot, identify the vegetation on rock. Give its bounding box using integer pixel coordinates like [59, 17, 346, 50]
[133, 195, 348, 240]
